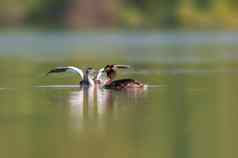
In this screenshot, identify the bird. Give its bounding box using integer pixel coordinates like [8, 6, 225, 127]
[99, 64, 144, 90]
[95, 64, 130, 84]
[46, 64, 145, 90]
[46, 66, 97, 86]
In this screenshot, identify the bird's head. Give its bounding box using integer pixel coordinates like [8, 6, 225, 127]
[102, 64, 130, 79]
[103, 65, 116, 80]
[85, 67, 97, 80]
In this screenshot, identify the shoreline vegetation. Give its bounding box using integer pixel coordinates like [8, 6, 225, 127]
[0, 0, 238, 30]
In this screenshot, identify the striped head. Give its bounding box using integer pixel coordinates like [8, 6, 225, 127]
[103, 65, 116, 80]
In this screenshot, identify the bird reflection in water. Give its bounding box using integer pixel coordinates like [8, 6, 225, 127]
[68, 86, 146, 129]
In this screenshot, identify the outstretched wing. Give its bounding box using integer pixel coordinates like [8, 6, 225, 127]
[113, 65, 130, 69]
[102, 64, 131, 71]
[47, 66, 84, 79]
[96, 64, 131, 81]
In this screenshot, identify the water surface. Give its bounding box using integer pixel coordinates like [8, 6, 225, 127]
[0, 32, 238, 158]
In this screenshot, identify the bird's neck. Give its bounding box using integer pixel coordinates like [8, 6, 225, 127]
[83, 73, 89, 81]
[84, 73, 94, 86]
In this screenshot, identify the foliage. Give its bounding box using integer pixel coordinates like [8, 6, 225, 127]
[0, 0, 238, 29]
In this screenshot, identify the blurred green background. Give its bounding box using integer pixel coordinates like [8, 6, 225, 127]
[0, 1, 238, 158]
[1, 0, 238, 30]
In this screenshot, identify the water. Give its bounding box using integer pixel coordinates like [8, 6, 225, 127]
[0, 32, 238, 158]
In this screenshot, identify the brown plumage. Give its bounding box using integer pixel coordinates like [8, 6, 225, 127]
[102, 65, 144, 90]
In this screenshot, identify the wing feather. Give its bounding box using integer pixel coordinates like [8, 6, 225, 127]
[114, 65, 130, 69]
[47, 66, 84, 79]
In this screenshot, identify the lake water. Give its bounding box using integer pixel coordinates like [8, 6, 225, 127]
[0, 32, 238, 158]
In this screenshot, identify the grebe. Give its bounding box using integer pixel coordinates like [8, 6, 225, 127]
[95, 64, 130, 84]
[100, 64, 144, 90]
[47, 66, 96, 86]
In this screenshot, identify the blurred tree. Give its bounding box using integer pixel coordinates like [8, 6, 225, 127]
[126, 0, 145, 9]
[0, 0, 238, 29]
[0, 1, 26, 27]
[227, 0, 238, 9]
[192, 0, 212, 10]
[65, 0, 119, 29]
[121, 0, 180, 28]
[27, 0, 68, 28]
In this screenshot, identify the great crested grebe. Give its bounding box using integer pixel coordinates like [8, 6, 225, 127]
[95, 64, 130, 84]
[100, 64, 144, 90]
[47, 66, 96, 86]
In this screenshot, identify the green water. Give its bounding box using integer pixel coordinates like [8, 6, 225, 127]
[0, 32, 238, 158]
